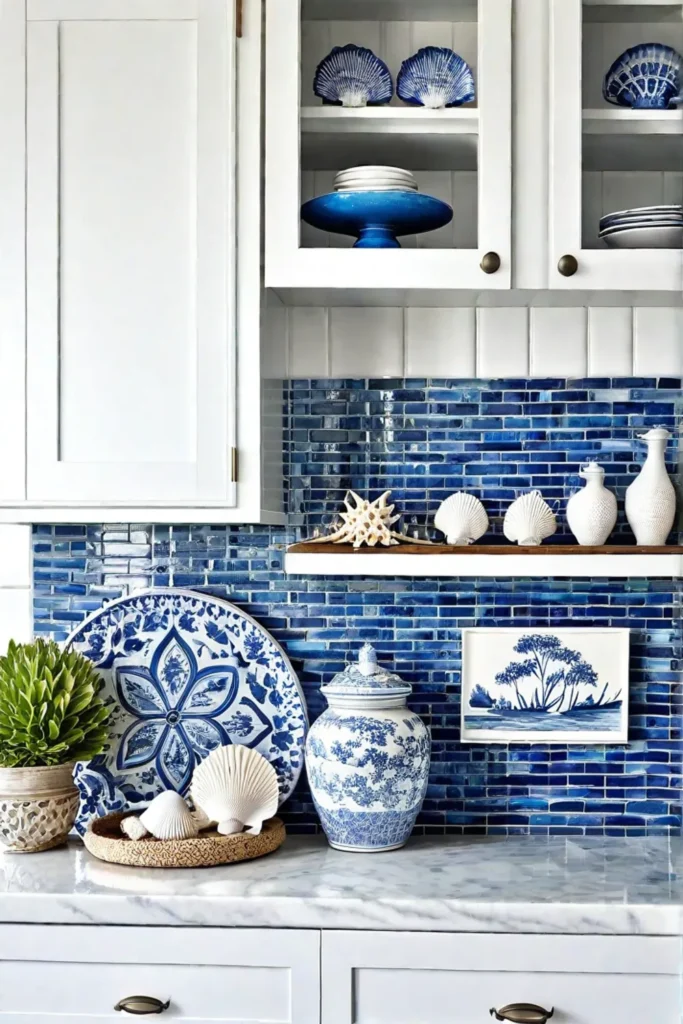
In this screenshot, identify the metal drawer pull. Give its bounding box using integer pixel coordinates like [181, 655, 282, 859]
[491, 1003, 554, 1023]
[115, 996, 170, 1015]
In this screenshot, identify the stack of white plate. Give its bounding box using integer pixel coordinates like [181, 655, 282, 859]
[599, 205, 683, 249]
[334, 165, 418, 193]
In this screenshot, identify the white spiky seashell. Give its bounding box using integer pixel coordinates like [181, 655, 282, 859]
[139, 791, 199, 841]
[120, 815, 149, 841]
[302, 490, 435, 550]
[434, 493, 488, 546]
[191, 745, 279, 837]
[504, 491, 557, 547]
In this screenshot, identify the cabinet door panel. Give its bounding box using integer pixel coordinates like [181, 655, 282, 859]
[26, 0, 235, 504]
[322, 932, 680, 1024]
[0, 925, 320, 1024]
[548, 0, 683, 290]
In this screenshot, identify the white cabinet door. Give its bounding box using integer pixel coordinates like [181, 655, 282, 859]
[548, 0, 683, 290]
[24, 0, 236, 505]
[322, 931, 681, 1024]
[265, 0, 512, 294]
[0, 925, 320, 1024]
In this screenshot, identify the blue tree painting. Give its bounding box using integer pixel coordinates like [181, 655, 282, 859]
[464, 632, 626, 740]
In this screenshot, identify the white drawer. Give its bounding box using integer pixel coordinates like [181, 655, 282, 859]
[322, 932, 681, 1024]
[0, 925, 320, 1023]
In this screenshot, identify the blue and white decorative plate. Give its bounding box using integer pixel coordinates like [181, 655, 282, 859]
[66, 589, 307, 830]
[397, 46, 475, 108]
[603, 43, 683, 109]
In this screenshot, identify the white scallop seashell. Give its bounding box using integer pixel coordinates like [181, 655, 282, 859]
[120, 815, 149, 841]
[434, 493, 488, 546]
[218, 819, 244, 836]
[504, 491, 557, 546]
[139, 791, 199, 841]
[191, 745, 279, 837]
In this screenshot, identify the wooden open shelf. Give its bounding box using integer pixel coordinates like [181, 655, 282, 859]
[285, 544, 683, 578]
[288, 543, 679, 556]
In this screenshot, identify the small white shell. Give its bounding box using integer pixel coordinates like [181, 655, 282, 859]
[191, 745, 279, 837]
[434, 493, 488, 546]
[139, 791, 199, 841]
[504, 491, 557, 546]
[120, 815, 149, 841]
[218, 819, 244, 836]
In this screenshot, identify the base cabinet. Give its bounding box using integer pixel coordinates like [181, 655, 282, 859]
[0, 924, 679, 1024]
[0, 926, 320, 1023]
[321, 931, 681, 1024]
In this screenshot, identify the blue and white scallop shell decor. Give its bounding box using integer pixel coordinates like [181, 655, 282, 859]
[314, 44, 393, 107]
[603, 43, 683, 109]
[397, 46, 475, 108]
[66, 589, 307, 831]
[313, 44, 393, 107]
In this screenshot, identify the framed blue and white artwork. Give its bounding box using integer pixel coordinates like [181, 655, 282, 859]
[461, 628, 629, 744]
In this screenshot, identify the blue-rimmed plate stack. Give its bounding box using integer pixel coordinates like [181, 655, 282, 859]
[599, 205, 683, 248]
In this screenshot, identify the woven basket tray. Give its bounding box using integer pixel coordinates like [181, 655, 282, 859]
[84, 812, 285, 868]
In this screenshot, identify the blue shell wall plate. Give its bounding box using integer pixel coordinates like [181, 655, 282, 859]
[314, 44, 393, 107]
[301, 190, 454, 248]
[603, 42, 683, 109]
[66, 588, 308, 832]
[397, 46, 475, 108]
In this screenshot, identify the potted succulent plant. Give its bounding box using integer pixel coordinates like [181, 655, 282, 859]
[0, 640, 109, 853]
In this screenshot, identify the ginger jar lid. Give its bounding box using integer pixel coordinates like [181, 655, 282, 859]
[322, 644, 412, 707]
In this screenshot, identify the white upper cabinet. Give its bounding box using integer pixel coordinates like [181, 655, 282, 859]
[0, 0, 270, 520]
[549, 0, 683, 290]
[25, 0, 235, 506]
[264, 0, 512, 295]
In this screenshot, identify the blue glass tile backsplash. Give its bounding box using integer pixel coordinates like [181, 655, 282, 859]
[33, 378, 683, 836]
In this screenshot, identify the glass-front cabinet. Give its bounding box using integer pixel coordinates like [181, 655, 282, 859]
[264, 0, 512, 293]
[549, 0, 683, 290]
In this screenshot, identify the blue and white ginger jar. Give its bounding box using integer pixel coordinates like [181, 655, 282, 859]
[306, 644, 430, 853]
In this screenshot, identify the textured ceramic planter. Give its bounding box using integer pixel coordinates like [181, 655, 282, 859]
[0, 763, 79, 853]
[306, 645, 430, 853]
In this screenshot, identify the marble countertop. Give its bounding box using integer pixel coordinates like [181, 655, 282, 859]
[0, 835, 680, 935]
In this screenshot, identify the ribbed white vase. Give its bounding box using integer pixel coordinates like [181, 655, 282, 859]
[566, 463, 618, 546]
[625, 428, 677, 545]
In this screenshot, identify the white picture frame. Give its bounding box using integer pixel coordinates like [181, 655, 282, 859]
[461, 628, 630, 744]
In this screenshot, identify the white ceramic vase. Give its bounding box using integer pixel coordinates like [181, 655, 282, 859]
[566, 463, 618, 546]
[625, 428, 677, 545]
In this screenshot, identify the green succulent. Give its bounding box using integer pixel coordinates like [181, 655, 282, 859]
[0, 640, 110, 768]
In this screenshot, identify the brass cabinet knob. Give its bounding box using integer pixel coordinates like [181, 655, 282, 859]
[557, 254, 578, 277]
[480, 251, 501, 274]
[491, 1004, 554, 1023]
[115, 997, 170, 1015]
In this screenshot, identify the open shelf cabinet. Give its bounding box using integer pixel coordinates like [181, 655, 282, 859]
[550, 0, 683, 290]
[265, 0, 512, 293]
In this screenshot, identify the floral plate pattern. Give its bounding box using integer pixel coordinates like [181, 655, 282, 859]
[66, 589, 307, 831]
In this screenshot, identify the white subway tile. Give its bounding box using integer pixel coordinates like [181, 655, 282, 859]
[530, 307, 588, 377]
[329, 308, 403, 377]
[0, 526, 31, 588]
[405, 308, 475, 376]
[588, 307, 633, 376]
[633, 307, 683, 376]
[288, 308, 328, 378]
[261, 304, 288, 379]
[0, 590, 32, 649]
[476, 308, 529, 377]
